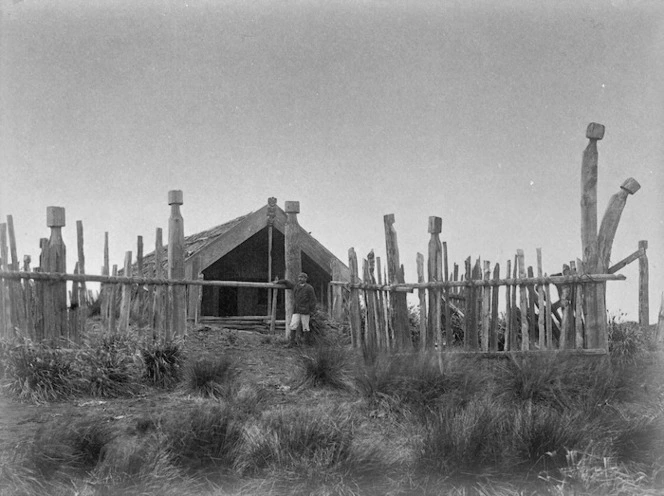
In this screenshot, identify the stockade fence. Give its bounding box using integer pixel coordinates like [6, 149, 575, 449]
[0, 191, 288, 347]
[333, 214, 633, 357]
[332, 122, 651, 357]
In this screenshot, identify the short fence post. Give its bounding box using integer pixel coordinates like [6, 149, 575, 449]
[348, 248, 361, 349]
[427, 216, 442, 351]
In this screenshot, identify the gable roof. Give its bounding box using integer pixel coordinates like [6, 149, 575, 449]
[137, 204, 350, 281]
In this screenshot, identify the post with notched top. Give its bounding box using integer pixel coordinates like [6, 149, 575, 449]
[43, 207, 67, 345]
[168, 190, 186, 341]
[284, 201, 302, 341]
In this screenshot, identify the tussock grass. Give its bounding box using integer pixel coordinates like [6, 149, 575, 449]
[160, 402, 245, 472]
[141, 343, 184, 388]
[183, 355, 239, 399]
[295, 344, 353, 391]
[356, 352, 488, 416]
[237, 405, 373, 479]
[28, 414, 116, 478]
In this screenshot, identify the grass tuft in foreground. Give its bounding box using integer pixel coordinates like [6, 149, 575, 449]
[295, 343, 352, 390]
[141, 343, 184, 388]
[182, 354, 239, 399]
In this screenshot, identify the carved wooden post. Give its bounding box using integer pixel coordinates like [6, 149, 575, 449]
[284, 201, 301, 340]
[427, 217, 442, 351]
[580, 123, 603, 349]
[168, 190, 186, 341]
[638, 240, 649, 327]
[384, 214, 410, 350]
[594, 177, 641, 349]
[44, 207, 67, 345]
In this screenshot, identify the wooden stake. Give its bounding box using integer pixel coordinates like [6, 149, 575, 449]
[384, 214, 410, 350]
[417, 252, 427, 350]
[490, 263, 499, 352]
[284, 201, 301, 341]
[427, 217, 442, 351]
[348, 248, 361, 349]
[638, 240, 649, 327]
[119, 251, 132, 334]
[505, 259, 512, 352]
[517, 250, 529, 351]
[536, 249, 545, 349]
[481, 261, 491, 352]
[168, 190, 186, 341]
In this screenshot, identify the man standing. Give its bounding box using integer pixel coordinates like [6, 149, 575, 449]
[279, 272, 317, 347]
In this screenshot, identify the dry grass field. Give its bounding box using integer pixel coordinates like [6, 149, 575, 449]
[0, 317, 662, 496]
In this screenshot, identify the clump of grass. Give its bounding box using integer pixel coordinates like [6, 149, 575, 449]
[493, 353, 619, 412]
[237, 406, 361, 477]
[608, 314, 657, 364]
[419, 397, 509, 476]
[5, 345, 78, 402]
[183, 355, 239, 399]
[28, 414, 116, 478]
[356, 352, 487, 416]
[295, 344, 352, 390]
[80, 334, 142, 398]
[141, 342, 184, 388]
[160, 402, 245, 472]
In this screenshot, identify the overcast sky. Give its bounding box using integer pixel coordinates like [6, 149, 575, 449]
[1, 0, 662, 321]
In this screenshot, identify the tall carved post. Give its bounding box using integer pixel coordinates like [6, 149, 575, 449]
[168, 190, 186, 341]
[44, 207, 67, 345]
[267, 197, 277, 316]
[284, 201, 301, 340]
[427, 217, 443, 351]
[595, 177, 641, 349]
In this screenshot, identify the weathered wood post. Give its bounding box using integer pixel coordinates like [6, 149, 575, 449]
[638, 240, 649, 327]
[43, 207, 67, 345]
[580, 122, 603, 350]
[101, 232, 110, 328]
[119, 251, 132, 334]
[348, 248, 361, 349]
[416, 253, 427, 350]
[595, 177, 641, 348]
[517, 249, 529, 351]
[427, 216, 442, 351]
[23, 255, 35, 339]
[75, 220, 87, 342]
[168, 190, 186, 341]
[152, 228, 165, 343]
[384, 214, 410, 350]
[284, 201, 302, 340]
[7, 215, 25, 332]
[330, 259, 344, 320]
[0, 223, 8, 337]
[368, 250, 383, 350]
[267, 197, 277, 317]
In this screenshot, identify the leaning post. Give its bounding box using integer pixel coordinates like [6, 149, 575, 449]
[595, 177, 641, 349]
[44, 207, 67, 345]
[168, 190, 186, 341]
[284, 201, 302, 340]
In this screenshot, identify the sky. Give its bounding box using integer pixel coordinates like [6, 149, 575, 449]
[1, 0, 662, 323]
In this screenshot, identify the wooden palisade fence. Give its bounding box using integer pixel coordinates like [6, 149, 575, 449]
[0, 190, 287, 347]
[334, 123, 649, 357]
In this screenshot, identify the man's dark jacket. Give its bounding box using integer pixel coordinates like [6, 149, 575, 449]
[279, 280, 317, 314]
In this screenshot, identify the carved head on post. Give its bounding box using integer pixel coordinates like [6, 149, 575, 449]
[586, 122, 605, 141]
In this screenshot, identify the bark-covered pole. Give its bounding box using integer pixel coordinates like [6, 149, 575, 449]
[168, 190, 186, 341]
[284, 201, 301, 340]
[44, 207, 67, 345]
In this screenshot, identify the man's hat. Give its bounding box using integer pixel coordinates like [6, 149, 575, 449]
[298, 272, 308, 279]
